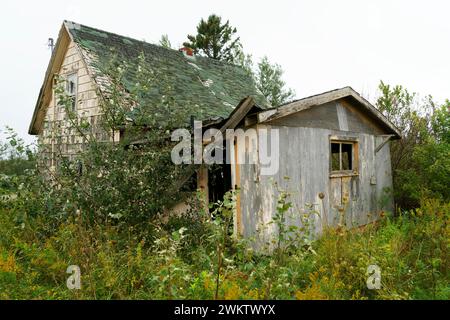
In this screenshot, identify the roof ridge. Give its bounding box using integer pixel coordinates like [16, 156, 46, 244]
[63, 20, 243, 69]
[64, 20, 178, 53]
[279, 86, 353, 107]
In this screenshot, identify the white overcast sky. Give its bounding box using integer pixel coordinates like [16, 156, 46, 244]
[1, 0, 449, 143]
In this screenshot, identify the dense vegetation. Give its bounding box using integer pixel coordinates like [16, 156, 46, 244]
[0, 82, 449, 300]
[0, 25, 448, 298]
[0, 191, 448, 299]
[376, 82, 450, 209]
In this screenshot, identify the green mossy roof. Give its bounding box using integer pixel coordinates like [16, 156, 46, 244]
[66, 21, 269, 122]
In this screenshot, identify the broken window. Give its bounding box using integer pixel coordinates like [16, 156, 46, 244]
[65, 73, 77, 111]
[330, 140, 356, 173]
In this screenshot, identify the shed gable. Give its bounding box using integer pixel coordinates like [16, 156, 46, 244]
[256, 87, 401, 138]
[266, 98, 385, 136]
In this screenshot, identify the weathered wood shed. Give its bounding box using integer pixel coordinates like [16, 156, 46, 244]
[203, 87, 401, 249]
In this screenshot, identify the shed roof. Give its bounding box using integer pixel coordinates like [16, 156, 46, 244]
[257, 86, 402, 138]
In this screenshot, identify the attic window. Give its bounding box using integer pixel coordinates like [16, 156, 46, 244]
[65, 73, 77, 111]
[330, 139, 358, 174]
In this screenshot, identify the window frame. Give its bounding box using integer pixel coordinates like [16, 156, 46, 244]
[329, 135, 359, 177]
[65, 72, 78, 112]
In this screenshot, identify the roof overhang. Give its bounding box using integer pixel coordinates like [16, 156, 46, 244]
[28, 22, 73, 135]
[257, 86, 402, 139]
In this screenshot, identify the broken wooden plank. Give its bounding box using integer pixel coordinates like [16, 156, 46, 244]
[203, 96, 255, 145]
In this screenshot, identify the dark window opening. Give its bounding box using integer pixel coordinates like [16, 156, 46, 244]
[331, 142, 340, 171]
[341, 143, 352, 170]
[65, 73, 77, 112]
[330, 141, 355, 172]
[67, 81, 76, 95]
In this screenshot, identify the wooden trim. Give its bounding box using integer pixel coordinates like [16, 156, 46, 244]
[329, 172, 359, 178]
[329, 135, 359, 142]
[257, 87, 402, 138]
[329, 136, 359, 176]
[233, 137, 242, 237]
[29, 23, 72, 135]
[374, 135, 395, 153]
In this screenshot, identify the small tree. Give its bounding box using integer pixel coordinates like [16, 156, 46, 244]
[159, 34, 172, 49]
[183, 14, 242, 63]
[255, 56, 295, 107]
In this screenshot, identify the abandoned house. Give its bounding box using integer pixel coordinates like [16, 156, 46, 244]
[29, 20, 267, 166]
[29, 21, 401, 248]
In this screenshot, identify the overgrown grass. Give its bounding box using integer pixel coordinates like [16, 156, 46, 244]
[0, 197, 448, 300]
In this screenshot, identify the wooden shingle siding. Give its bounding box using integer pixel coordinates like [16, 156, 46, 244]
[40, 39, 103, 168]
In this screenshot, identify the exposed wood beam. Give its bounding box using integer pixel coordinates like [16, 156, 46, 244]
[203, 96, 255, 145]
[375, 135, 395, 153]
[218, 96, 255, 133]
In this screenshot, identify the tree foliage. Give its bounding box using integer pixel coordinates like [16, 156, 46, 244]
[159, 34, 172, 49]
[376, 81, 450, 209]
[183, 14, 242, 63]
[0, 127, 35, 177]
[255, 56, 295, 107]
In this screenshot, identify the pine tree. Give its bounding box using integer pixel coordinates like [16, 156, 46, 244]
[255, 56, 295, 106]
[183, 14, 242, 63]
[159, 34, 172, 49]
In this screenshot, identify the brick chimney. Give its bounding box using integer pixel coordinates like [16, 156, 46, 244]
[179, 47, 194, 57]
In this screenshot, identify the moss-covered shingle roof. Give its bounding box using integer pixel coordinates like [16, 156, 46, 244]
[65, 21, 269, 122]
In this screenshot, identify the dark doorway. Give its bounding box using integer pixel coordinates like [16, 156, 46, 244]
[208, 163, 232, 205]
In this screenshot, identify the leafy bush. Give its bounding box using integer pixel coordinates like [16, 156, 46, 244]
[1, 192, 448, 300]
[376, 83, 450, 208]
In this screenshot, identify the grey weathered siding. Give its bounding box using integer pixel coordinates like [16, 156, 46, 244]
[237, 104, 394, 249]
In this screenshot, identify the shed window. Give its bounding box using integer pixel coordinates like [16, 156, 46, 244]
[330, 141, 356, 173]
